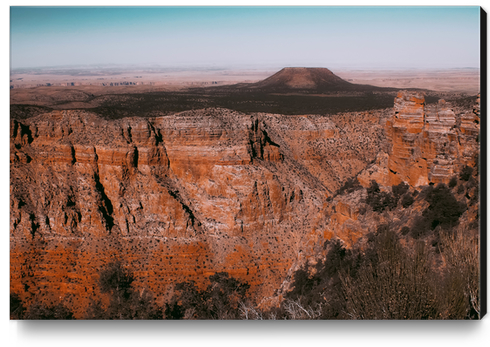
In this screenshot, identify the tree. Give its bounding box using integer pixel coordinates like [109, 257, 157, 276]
[10, 293, 26, 319]
[459, 166, 473, 181]
[366, 180, 395, 212]
[340, 227, 439, 319]
[24, 302, 74, 320]
[166, 272, 251, 320]
[392, 182, 409, 202]
[424, 184, 466, 230]
[93, 261, 162, 320]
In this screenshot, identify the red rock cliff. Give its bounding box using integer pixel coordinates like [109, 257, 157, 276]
[359, 91, 479, 188]
[10, 107, 384, 316]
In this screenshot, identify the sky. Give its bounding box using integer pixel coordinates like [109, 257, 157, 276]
[10, 6, 481, 70]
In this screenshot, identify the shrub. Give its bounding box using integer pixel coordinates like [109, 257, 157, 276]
[366, 180, 396, 212]
[25, 302, 74, 320]
[337, 177, 362, 195]
[473, 153, 479, 176]
[283, 239, 361, 319]
[449, 176, 458, 188]
[10, 293, 26, 319]
[401, 193, 414, 208]
[409, 184, 466, 240]
[166, 272, 251, 320]
[419, 185, 434, 201]
[460, 165, 473, 181]
[392, 182, 409, 202]
[401, 226, 410, 235]
[410, 215, 431, 239]
[439, 228, 480, 318]
[340, 227, 439, 319]
[91, 261, 162, 320]
[281, 223, 480, 320]
[425, 184, 466, 230]
[457, 184, 465, 194]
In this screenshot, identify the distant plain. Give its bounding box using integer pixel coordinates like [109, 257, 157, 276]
[10, 66, 480, 93]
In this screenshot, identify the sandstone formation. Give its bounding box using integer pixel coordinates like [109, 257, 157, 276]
[359, 91, 480, 188]
[9, 89, 480, 317]
[302, 91, 480, 266]
[10, 107, 385, 317]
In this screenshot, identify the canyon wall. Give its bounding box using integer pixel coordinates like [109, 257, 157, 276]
[10, 107, 385, 316]
[10, 91, 479, 317]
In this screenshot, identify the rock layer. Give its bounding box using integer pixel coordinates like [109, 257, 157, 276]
[362, 91, 479, 188]
[10, 107, 384, 317]
[10, 91, 479, 317]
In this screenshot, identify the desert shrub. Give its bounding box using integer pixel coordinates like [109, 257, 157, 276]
[410, 184, 465, 239]
[401, 193, 414, 208]
[473, 153, 479, 176]
[418, 185, 434, 201]
[401, 226, 410, 235]
[99, 261, 134, 300]
[89, 261, 162, 320]
[466, 176, 478, 191]
[280, 223, 479, 320]
[366, 180, 380, 202]
[84, 299, 107, 320]
[287, 265, 317, 300]
[410, 215, 431, 239]
[24, 302, 74, 320]
[424, 184, 466, 230]
[460, 165, 473, 181]
[392, 182, 409, 202]
[283, 239, 361, 319]
[166, 272, 251, 320]
[10, 293, 26, 319]
[438, 228, 480, 319]
[457, 184, 465, 194]
[341, 228, 439, 319]
[366, 180, 395, 212]
[449, 176, 458, 188]
[337, 177, 362, 195]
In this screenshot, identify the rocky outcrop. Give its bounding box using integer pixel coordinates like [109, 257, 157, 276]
[316, 91, 480, 263]
[362, 91, 479, 188]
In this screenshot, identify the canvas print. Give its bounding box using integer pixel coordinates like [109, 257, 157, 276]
[10, 6, 484, 320]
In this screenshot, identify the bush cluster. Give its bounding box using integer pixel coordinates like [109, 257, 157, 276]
[337, 177, 362, 196]
[366, 180, 395, 212]
[460, 165, 473, 181]
[165, 272, 250, 320]
[273, 223, 479, 320]
[410, 184, 466, 239]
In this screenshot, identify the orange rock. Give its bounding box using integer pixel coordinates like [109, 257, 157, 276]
[9, 107, 387, 316]
[363, 91, 480, 188]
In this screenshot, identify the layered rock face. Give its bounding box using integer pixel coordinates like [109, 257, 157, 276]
[10, 107, 385, 316]
[359, 91, 479, 188]
[320, 91, 480, 253]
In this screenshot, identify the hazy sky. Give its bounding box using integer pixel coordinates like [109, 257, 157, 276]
[10, 6, 481, 70]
